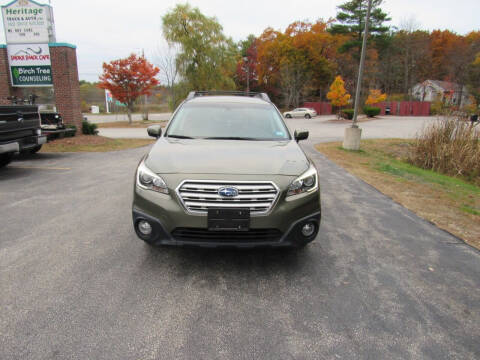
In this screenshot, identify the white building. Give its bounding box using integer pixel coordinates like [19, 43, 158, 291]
[411, 80, 470, 107]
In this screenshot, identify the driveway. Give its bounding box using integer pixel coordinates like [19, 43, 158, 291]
[98, 127, 154, 139]
[98, 115, 437, 141]
[1, 141, 478, 359]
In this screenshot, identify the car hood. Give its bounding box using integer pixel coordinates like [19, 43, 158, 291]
[145, 138, 309, 175]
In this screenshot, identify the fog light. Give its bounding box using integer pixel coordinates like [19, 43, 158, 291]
[301, 222, 315, 237]
[138, 220, 152, 236]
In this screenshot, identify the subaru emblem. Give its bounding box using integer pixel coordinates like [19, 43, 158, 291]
[218, 187, 239, 198]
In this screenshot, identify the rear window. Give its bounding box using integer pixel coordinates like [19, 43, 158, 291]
[166, 102, 291, 140]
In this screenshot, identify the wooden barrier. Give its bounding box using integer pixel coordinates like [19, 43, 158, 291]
[303, 101, 431, 116]
[304, 102, 332, 115]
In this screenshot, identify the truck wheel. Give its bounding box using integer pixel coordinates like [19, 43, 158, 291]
[0, 153, 13, 168]
[29, 145, 42, 154]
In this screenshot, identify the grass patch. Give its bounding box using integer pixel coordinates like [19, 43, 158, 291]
[40, 135, 155, 152]
[316, 139, 480, 250]
[96, 120, 167, 128]
[375, 159, 480, 193]
[461, 205, 480, 216]
[337, 146, 366, 154]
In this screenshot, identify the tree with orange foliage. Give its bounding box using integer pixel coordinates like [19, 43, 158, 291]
[98, 54, 159, 124]
[327, 76, 351, 117]
[256, 20, 339, 107]
[365, 89, 387, 105]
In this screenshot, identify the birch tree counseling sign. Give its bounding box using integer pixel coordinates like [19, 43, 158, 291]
[7, 43, 52, 86]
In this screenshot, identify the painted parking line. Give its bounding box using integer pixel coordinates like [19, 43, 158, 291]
[8, 165, 71, 170]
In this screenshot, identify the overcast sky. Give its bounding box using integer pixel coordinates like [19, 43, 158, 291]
[1, 0, 478, 82]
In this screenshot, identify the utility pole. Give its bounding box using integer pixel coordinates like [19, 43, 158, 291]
[343, 0, 372, 150]
[243, 57, 250, 94]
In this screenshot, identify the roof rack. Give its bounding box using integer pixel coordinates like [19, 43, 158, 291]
[186, 91, 271, 103]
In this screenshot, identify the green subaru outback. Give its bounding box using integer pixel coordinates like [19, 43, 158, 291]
[132, 91, 321, 248]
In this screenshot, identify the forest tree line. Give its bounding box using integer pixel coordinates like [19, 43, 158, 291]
[78, 0, 480, 113]
[160, 0, 480, 111]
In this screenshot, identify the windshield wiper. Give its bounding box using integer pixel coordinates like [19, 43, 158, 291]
[167, 134, 194, 139]
[204, 136, 258, 140]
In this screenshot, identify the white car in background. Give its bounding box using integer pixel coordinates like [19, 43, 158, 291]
[283, 108, 317, 119]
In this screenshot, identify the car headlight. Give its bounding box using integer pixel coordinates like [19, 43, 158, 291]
[136, 160, 169, 194]
[286, 163, 318, 198]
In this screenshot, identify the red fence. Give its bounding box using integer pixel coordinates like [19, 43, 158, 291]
[303, 101, 431, 116]
[304, 102, 332, 115]
[372, 101, 431, 116]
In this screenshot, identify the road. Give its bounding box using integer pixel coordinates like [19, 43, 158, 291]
[98, 115, 436, 140]
[1, 136, 479, 359]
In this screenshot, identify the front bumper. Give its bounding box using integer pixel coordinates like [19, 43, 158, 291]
[42, 127, 76, 141]
[0, 135, 46, 154]
[132, 177, 321, 248]
[0, 141, 20, 154]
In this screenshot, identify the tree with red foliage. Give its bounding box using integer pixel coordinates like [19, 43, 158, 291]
[98, 54, 160, 124]
[236, 37, 259, 93]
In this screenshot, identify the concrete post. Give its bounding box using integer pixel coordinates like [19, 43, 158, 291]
[343, 127, 363, 150]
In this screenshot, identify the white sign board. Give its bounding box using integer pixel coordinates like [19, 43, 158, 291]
[7, 43, 52, 86]
[1, 0, 55, 44]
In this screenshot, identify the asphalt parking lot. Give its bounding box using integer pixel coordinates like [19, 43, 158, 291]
[1, 139, 479, 359]
[97, 115, 436, 140]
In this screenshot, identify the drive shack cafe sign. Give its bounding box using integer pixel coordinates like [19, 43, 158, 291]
[7, 43, 52, 86]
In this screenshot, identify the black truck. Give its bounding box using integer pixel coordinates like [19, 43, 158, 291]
[0, 104, 47, 168]
[39, 110, 76, 140]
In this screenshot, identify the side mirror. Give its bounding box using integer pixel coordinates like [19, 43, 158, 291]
[147, 125, 162, 138]
[294, 130, 309, 142]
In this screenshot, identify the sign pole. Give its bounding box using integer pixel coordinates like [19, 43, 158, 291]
[105, 90, 110, 113]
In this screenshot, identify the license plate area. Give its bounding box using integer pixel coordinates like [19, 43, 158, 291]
[208, 208, 250, 231]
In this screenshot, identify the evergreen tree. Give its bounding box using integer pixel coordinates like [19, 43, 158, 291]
[330, 0, 391, 60]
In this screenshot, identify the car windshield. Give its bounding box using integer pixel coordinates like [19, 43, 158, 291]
[166, 102, 290, 140]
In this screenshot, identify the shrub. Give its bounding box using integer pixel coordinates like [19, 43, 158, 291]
[363, 106, 381, 117]
[82, 119, 98, 135]
[341, 108, 354, 120]
[430, 99, 450, 115]
[81, 100, 89, 113]
[407, 117, 480, 185]
[65, 124, 77, 137]
[388, 93, 407, 102]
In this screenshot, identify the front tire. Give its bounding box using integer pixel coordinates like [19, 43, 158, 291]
[304, 114, 311, 119]
[0, 153, 13, 168]
[285, 114, 292, 118]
